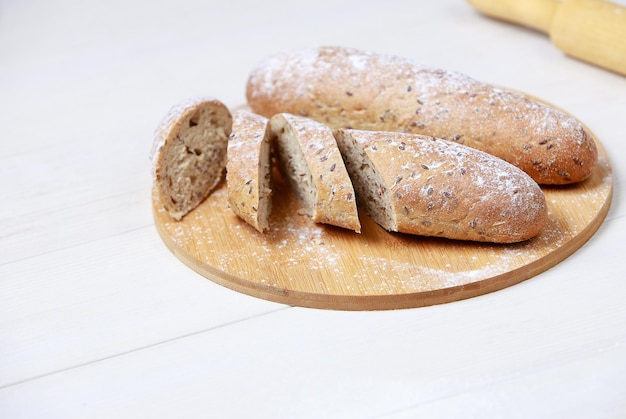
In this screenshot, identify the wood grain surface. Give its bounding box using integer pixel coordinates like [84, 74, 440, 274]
[153, 125, 612, 310]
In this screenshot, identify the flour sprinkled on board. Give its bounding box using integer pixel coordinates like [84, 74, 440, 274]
[267, 216, 343, 272]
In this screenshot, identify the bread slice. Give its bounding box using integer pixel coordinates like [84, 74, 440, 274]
[269, 113, 361, 233]
[334, 129, 548, 243]
[151, 97, 232, 220]
[226, 111, 273, 233]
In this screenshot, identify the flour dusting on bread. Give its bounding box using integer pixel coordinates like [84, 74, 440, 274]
[247, 46, 597, 185]
[269, 113, 361, 232]
[227, 110, 272, 233]
[334, 129, 548, 243]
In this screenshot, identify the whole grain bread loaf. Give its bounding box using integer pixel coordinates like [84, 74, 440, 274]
[227, 110, 273, 232]
[334, 129, 548, 243]
[246, 46, 597, 185]
[269, 113, 361, 232]
[151, 97, 232, 220]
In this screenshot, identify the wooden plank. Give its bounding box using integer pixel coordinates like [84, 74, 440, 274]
[0, 227, 285, 387]
[1, 257, 625, 418]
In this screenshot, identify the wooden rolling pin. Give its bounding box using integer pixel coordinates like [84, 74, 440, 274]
[467, 0, 626, 76]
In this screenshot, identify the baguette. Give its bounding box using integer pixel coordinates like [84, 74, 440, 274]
[334, 129, 548, 243]
[246, 46, 597, 185]
[151, 97, 232, 220]
[269, 113, 361, 232]
[226, 110, 272, 233]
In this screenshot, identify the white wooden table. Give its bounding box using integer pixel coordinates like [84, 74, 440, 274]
[1, 0, 625, 417]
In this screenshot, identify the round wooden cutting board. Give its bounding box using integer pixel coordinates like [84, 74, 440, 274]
[153, 129, 613, 311]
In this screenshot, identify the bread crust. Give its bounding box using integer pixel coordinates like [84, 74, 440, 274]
[227, 111, 272, 232]
[269, 113, 361, 232]
[334, 129, 548, 243]
[152, 97, 232, 220]
[246, 46, 597, 185]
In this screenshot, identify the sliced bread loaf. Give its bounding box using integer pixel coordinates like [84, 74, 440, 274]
[151, 97, 232, 220]
[334, 129, 548, 243]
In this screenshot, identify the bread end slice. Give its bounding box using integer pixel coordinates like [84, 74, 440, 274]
[151, 97, 232, 220]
